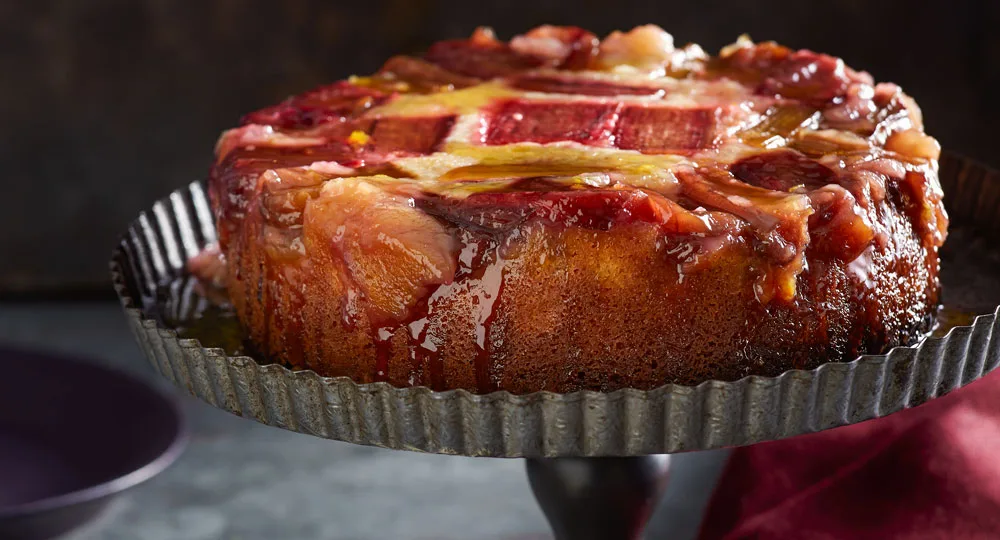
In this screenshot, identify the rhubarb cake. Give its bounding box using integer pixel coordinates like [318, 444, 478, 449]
[201, 25, 948, 393]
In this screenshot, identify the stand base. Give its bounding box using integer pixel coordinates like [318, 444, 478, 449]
[526, 456, 671, 540]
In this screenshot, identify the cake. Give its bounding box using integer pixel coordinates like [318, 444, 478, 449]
[200, 25, 948, 394]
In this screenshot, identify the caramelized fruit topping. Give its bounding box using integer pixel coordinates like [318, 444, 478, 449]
[208, 24, 947, 360]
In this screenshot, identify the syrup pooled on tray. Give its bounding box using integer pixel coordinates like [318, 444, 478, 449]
[152, 275, 254, 358]
[931, 306, 976, 338]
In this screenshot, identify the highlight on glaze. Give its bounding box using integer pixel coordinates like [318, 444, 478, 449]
[196, 25, 947, 394]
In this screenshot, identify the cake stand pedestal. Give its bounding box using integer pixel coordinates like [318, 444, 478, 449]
[527, 456, 671, 540]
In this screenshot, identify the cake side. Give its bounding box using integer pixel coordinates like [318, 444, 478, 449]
[203, 25, 947, 393]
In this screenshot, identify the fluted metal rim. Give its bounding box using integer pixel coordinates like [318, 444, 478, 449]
[109, 157, 1000, 457]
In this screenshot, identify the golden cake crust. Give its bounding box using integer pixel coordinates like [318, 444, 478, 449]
[204, 25, 947, 393]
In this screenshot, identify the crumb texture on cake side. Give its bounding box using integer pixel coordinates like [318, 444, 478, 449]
[199, 25, 948, 394]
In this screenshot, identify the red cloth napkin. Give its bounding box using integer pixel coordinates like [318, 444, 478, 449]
[698, 370, 1000, 539]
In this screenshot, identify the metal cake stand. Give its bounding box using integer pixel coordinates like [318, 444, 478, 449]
[111, 154, 1000, 539]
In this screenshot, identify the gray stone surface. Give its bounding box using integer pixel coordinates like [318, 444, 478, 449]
[0, 302, 729, 539]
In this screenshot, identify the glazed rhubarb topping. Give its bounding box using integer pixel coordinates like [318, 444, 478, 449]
[207, 25, 947, 386]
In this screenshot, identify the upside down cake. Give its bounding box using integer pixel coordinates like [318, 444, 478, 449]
[200, 25, 948, 394]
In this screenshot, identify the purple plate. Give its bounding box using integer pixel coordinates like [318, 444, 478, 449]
[0, 348, 187, 540]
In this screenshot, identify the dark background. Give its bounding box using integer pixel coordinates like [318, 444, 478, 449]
[3, 0, 998, 294]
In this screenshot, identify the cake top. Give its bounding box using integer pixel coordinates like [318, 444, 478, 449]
[212, 25, 947, 305]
